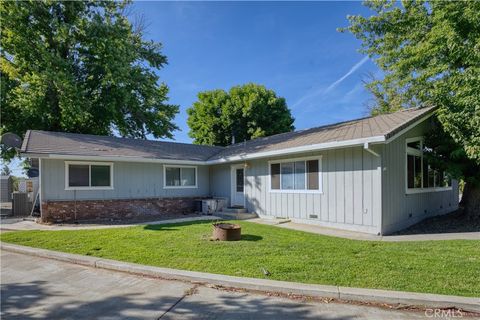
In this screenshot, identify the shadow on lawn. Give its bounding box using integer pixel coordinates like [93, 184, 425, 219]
[241, 234, 263, 241]
[143, 219, 215, 231]
[0, 280, 358, 320]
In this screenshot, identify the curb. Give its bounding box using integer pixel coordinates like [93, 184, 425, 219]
[1, 242, 479, 313]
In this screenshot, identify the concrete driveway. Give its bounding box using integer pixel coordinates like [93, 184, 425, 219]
[1, 251, 430, 319]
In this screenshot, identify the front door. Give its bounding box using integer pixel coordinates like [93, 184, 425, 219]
[231, 165, 245, 207]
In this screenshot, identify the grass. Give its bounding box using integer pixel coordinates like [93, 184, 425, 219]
[1, 220, 479, 297]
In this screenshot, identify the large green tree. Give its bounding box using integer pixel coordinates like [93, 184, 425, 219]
[1, 1, 178, 160]
[343, 0, 480, 216]
[187, 83, 294, 146]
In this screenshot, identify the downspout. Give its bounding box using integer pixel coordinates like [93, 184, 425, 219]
[39, 158, 43, 221]
[364, 142, 382, 236]
[363, 142, 380, 157]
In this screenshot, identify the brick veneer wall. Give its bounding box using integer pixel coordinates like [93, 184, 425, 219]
[40, 197, 204, 223]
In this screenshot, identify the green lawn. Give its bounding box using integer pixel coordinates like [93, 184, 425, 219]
[2, 220, 479, 297]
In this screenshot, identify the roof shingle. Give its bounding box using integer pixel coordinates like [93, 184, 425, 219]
[21, 106, 435, 162]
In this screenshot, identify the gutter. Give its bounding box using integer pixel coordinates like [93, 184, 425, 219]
[21, 136, 387, 165]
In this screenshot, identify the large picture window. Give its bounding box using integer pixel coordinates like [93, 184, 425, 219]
[164, 165, 197, 188]
[65, 162, 113, 190]
[406, 137, 452, 193]
[270, 157, 321, 193]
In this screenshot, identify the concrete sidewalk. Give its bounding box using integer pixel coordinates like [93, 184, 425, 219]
[0, 250, 437, 319]
[0, 215, 221, 232]
[2, 242, 478, 314]
[251, 218, 480, 241]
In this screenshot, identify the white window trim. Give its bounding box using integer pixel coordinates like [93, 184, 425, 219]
[163, 165, 198, 189]
[65, 161, 114, 190]
[268, 156, 323, 194]
[405, 137, 452, 194]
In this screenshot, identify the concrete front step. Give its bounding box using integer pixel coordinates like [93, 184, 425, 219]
[222, 207, 248, 214]
[214, 212, 258, 220]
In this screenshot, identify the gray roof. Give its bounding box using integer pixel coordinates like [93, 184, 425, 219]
[208, 106, 435, 160]
[21, 131, 223, 161]
[21, 106, 435, 162]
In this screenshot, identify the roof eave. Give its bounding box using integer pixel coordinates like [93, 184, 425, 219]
[205, 135, 387, 164]
[20, 152, 208, 166]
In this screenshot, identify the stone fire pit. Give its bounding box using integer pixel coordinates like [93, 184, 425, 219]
[212, 223, 241, 241]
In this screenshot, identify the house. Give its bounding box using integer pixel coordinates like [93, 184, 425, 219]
[20, 106, 458, 235]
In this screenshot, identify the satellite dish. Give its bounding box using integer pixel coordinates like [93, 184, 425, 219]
[27, 168, 39, 178]
[0, 133, 23, 149]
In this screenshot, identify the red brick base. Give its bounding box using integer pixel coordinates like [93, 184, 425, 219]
[40, 197, 204, 223]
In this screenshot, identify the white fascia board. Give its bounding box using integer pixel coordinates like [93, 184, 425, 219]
[384, 113, 434, 144]
[206, 136, 386, 164]
[21, 153, 206, 166]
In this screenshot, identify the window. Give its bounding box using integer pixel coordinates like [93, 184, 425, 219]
[65, 162, 113, 189]
[406, 137, 452, 193]
[270, 157, 321, 193]
[236, 169, 244, 192]
[164, 166, 197, 188]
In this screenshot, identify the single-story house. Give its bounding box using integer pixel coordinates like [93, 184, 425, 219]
[20, 106, 458, 234]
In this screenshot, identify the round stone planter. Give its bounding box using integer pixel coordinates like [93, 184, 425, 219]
[212, 223, 242, 241]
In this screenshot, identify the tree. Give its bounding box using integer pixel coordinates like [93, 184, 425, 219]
[1, 1, 178, 161]
[1, 165, 12, 176]
[342, 0, 480, 216]
[187, 83, 294, 146]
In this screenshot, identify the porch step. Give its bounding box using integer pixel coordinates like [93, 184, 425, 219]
[215, 212, 258, 220]
[222, 206, 248, 214]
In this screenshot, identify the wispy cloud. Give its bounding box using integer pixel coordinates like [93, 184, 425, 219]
[292, 56, 369, 108]
[324, 56, 369, 93]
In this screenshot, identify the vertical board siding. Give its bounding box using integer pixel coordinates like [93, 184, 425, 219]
[42, 159, 210, 201]
[243, 148, 381, 233]
[381, 121, 460, 234]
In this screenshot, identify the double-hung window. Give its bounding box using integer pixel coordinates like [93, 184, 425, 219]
[164, 165, 197, 188]
[406, 137, 452, 193]
[65, 162, 113, 190]
[270, 157, 321, 193]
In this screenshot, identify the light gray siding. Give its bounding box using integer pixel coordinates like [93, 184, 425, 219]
[209, 164, 231, 205]
[381, 121, 459, 234]
[239, 147, 382, 234]
[41, 159, 210, 201]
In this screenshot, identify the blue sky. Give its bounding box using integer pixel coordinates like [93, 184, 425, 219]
[132, 1, 378, 143]
[6, 1, 380, 176]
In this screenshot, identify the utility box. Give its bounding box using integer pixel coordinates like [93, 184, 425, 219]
[12, 192, 30, 216]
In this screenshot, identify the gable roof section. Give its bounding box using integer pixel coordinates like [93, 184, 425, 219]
[21, 106, 435, 163]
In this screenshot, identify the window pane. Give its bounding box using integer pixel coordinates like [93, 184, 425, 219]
[69, 165, 89, 187]
[443, 173, 452, 187]
[236, 169, 244, 192]
[407, 154, 423, 189]
[91, 165, 111, 187]
[428, 165, 435, 189]
[281, 162, 294, 190]
[271, 163, 280, 190]
[181, 167, 196, 186]
[294, 161, 306, 190]
[407, 140, 421, 150]
[434, 170, 442, 188]
[414, 155, 422, 188]
[307, 160, 319, 190]
[423, 159, 429, 188]
[165, 167, 181, 186]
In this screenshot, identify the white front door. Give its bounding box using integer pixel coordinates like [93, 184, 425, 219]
[231, 165, 245, 207]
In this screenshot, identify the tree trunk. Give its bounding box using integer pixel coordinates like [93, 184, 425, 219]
[460, 182, 480, 219]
